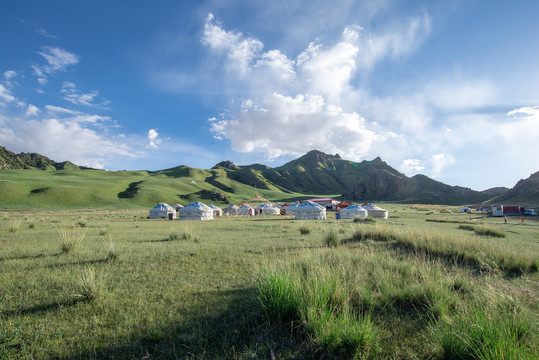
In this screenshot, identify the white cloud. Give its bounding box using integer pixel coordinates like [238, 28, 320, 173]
[0, 114, 134, 169]
[37, 46, 80, 73]
[3, 70, 17, 80]
[430, 153, 455, 178]
[25, 104, 39, 116]
[61, 81, 108, 108]
[401, 159, 424, 172]
[0, 84, 16, 104]
[147, 128, 161, 149]
[212, 92, 377, 159]
[202, 13, 432, 162]
[32, 47, 80, 85]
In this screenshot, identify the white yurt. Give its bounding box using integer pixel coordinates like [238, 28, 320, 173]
[238, 204, 254, 216]
[178, 201, 214, 220]
[284, 202, 301, 215]
[209, 204, 222, 217]
[172, 204, 183, 211]
[255, 203, 280, 215]
[363, 203, 389, 219]
[340, 204, 368, 219]
[223, 204, 239, 216]
[294, 201, 326, 220]
[149, 202, 176, 219]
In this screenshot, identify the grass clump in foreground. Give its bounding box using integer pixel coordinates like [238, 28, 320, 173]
[75, 267, 103, 301]
[324, 230, 340, 248]
[59, 229, 86, 254]
[299, 225, 311, 235]
[433, 299, 536, 359]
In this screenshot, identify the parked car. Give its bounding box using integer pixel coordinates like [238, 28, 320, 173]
[524, 209, 536, 216]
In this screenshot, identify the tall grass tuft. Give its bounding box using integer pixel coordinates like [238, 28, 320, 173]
[8, 220, 21, 233]
[256, 269, 302, 324]
[299, 225, 311, 235]
[474, 225, 506, 238]
[59, 229, 86, 254]
[75, 267, 103, 301]
[325, 230, 339, 248]
[103, 237, 119, 262]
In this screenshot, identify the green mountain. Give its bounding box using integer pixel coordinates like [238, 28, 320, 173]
[0, 146, 84, 170]
[1, 146, 536, 209]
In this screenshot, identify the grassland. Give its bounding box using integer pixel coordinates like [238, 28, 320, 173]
[1, 205, 538, 359]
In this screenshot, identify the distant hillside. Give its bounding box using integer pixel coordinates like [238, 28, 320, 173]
[1, 146, 537, 209]
[211, 150, 491, 205]
[485, 171, 539, 208]
[0, 146, 85, 170]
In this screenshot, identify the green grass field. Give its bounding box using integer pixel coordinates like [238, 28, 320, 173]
[1, 206, 538, 359]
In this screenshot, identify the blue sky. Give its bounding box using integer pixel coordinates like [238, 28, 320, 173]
[1, 0, 538, 191]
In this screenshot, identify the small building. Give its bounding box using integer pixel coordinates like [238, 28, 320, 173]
[238, 204, 254, 216]
[362, 203, 389, 219]
[491, 205, 523, 217]
[254, 203, 280, 215]
[223, 204, 239, 215]
[284, 202, 301, 215]
[149, 202, 176, 219]
[460, 206, 472, 213]
[340, 204, 368, 219]
[178, 201, 213, 220]
[295, 201, 327, 220]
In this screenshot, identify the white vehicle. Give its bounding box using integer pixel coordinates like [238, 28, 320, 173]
[524, 209, 536, 216]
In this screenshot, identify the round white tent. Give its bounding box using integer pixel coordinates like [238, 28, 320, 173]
[294, 201, 326, 220]
[178, 201, 213, 220]
[340, 204, 368, 219]
[284, 202, 301, 215]
[149, 202, 176, 219]
[238, 204, 254, 216]
[363, 203, 389, 219]
[255, 203, 280, 215]
[223, 204, 239, 215]
[209, 204, 222, 217]
[172, 204, 183, 211]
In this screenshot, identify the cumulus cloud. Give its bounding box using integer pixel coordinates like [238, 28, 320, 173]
[0, 114, 134, 169]
[147, 129, 161, 149]
[430, 153, 455, 178]
[203, 14, 431, 161]
[25, 104, 39, 116]
[401, 158, 424, 172]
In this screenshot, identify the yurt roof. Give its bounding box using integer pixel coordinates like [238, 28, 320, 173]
[172, 204, 183, 210]
[209, 205, 221, 210]
[239, 204, 253, 209]
[362, 203, 386, 211]
[179, 201, 212, 211]
[151, 202, 174, 211]
[341, 204, 367, 212]
[285, 202, 301, 208]
[296, 201, 325, 210]
[224, 204, 239, 210]
[255, 203, 278, 209]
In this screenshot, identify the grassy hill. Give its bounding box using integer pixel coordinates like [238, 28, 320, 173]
[1, 147, 537, 209]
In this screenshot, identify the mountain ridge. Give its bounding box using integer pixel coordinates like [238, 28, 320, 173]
[1, 146, 538, 208]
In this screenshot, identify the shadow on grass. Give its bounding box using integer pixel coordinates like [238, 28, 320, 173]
[2, 297, 87, 317]
[44, 258, 110, 269]
[0, 252, 62, 262]
[61, 287, 323, 360]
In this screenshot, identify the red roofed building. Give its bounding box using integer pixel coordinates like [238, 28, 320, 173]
[301, 198, 339, 211]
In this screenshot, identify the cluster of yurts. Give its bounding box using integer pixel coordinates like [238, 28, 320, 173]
[149, 201, 388, 221]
